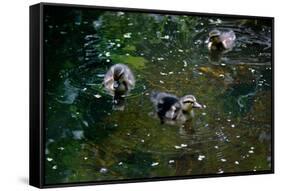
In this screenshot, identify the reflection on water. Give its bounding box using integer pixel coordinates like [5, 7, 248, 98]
[43, 6, 272, 184]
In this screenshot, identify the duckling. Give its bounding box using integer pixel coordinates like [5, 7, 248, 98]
[104, 64, 135, 110]
[150, 92, 202, 124]
[208, 29, 236, 52]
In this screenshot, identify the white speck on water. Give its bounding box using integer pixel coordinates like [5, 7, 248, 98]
[248, 150, 254, 154]
[250, 147, 255, 150]
[128, 23, 133, 26]
[236, 135, 240, 138]
[106, 59, 110, 62]
[181, 144, 187, 148]
[72, 130, 84, 140]
[125, 53, 130, 56]
[82, 120, 89, 127]
[160, 72, 168, 76]
[169, 160, 175, 164]
[118, 162, 123, 166]
[141, 139, 145, 143]
[198, 72, 203, 75]
[183, 60, 188, 67]
[231, 124, 235, 128]
[168, 71, 174, 75]
[174, 145, 182, 149]
[198, 155, 206, 161]
[147, 133, 151, 137]
[84, 157, 88, 160]
[178, 49, 184, 52]
[105, 52, 110, 57]
[116, 43, 121, 47]
[100, 168, 108, 173]
[235, 161, 239, 165]
[97, 74, 105, 78]
[60, 31, 67, 35]
[82, 87, 87, 91]
[202, 112, 207, 116]
[58, 147, 64, 151]
[157, 57, 164, 61]
[219, 74, 224, 78]
[159, 80, 164, 84]
[52, 165, 57, 170]
[214, 146, 219, 149]
[123, 32, 132, 38]
[160, 35, 170, 39]
[221, 63, 226, 66]
[218, 169, 224, 174]
[127, 133, 131, 136]
[47, 157, 53, 162]
[221, 158, 227, 162]
[94, 94, 102, 98]
[227, 119, 231, 122]
[151, 162, 159, 166]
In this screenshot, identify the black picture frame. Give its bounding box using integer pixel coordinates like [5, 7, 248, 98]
[30, 2, 274, 188]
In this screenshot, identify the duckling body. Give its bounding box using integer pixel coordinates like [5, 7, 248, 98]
[151, 92, 202, 124]
[104, 64, 135, 110]
[208, 30, 236, 52]
[104, 64, 135, 96]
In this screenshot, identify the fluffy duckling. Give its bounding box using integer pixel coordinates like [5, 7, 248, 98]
[104, 64, 135, 110]
[151, 92, 202, 124]
[208, 29, 236, 52]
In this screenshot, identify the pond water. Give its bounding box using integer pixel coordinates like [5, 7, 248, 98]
[43, 7, 272, 184]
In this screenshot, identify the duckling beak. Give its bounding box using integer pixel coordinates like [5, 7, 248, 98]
[113, 81, 119, 89]
[193, 101, 202, 109]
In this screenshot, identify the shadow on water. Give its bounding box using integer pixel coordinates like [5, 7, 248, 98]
[43, 6, 272, 184]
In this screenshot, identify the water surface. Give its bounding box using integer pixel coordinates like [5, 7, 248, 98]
[43, 7, 272, 184]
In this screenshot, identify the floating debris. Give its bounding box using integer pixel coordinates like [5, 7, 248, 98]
[198, 155, 206, 161]
[82, 120, 89, 127]
[123, 32, 132, 38]
[220, 63, 226, 66]
[58, 147, 64, 151]
[178, 49, 184, 52]
[183, 60, 188, 67]
[231, 124, 235, 128]
[151, 162, 159, 167]
[248, 150, 254, 154]
[168, 71, 174, 75]
[141, 139, 145, 143]
[214, 146, 219, 149]
[202, 112, 207, 116]
[169, 160, 175, 164]
[227, 119, 231, 122]
[221, 158, 227, 162]
[160, 72, 168, 76]
[100, 168, 108, 173]
[159, 80, 164, 84]
[72, 130, 84, 140]
[84, 157, 88, 160]
[250, 147, 255, 150]
[157, 57, 164, 61]
[105, 52, 111, 57]
[94, 94, 102, 98]
[217, 169, 224, 174]
[174, 145, 182, 149]
[235, 161, 239, 165]
[236, 135, 240, 138]
[160, 35, 170, 39]
[46, 157, 53, 162]
[180, 144, 188, 148]
[52, 165, 57, 170]
[118, 162, 123, 166]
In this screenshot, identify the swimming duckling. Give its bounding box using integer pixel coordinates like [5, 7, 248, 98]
[104, 64, 135, 110]
[208, 29, 236, 52]
[150, 92, 202, 124]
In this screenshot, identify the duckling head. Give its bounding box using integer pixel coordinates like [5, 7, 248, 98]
[180, 95, 202, 113]
[209, 29, 222, 44]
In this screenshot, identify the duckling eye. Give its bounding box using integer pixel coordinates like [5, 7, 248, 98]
[183, 100, 192, 104]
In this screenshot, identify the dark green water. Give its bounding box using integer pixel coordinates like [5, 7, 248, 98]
[43, 6, 272, 184]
